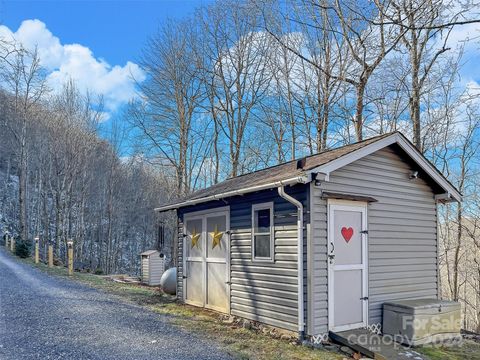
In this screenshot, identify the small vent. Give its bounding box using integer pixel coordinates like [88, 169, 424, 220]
[296, 157, 307, 169]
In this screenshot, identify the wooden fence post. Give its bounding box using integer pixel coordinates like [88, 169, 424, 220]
[34, 237, 40, 264]
[67, 240, 73, 276]
[10, 236, 15, 253]
[48, 245, 53, 267]
[5, 236, 9, 249]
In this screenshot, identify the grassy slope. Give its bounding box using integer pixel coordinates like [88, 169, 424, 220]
[416, 341, 480, 360]
[18, 257, 341, 360]
[14, 255, 480, 360]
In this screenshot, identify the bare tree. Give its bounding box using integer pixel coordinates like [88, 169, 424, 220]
[261, 0, 405, 141]
[133, 19, 205, 195]
[376, 0, 480, 150]
[0, 47, 48, 242]
[200, 0, 273, 176]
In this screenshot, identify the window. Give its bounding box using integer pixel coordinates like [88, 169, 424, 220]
[252, 202, 274, 261]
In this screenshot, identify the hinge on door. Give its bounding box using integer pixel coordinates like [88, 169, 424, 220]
[360, 230, 368, 234]
[225, 281, 232, 285]
[183, 275, 187, 279]
[360, 296, 369, 300]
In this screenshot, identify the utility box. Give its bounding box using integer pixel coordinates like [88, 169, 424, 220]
[140, 250, 165, 286]
[383, 299, 461, 346]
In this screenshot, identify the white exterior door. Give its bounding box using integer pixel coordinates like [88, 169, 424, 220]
[185, 217, 204, 307]
[184, 208, 230, 313]
[328, 200, 368, 332]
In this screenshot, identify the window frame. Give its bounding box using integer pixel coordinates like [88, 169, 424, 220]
[251, 202, 274, 262]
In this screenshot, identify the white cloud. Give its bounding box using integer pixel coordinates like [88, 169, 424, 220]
[0, 19, 145, 114]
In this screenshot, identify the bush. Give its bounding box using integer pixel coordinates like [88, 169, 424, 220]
[94, 269, 103, 275]
[53, 258, 63, 266]
[15, 240, 31, 258]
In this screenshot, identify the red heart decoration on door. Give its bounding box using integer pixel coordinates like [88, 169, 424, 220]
[341, 227, 354, 243]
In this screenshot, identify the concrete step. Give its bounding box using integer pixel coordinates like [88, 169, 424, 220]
[330, 329, 428, 360]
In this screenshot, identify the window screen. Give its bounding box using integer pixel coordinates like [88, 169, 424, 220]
[252, 203, 273, 261]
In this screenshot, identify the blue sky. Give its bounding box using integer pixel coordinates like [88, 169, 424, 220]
[0, 0, 478, 151]
[0, 0, 211, 136]
[0, 0, 209, 65]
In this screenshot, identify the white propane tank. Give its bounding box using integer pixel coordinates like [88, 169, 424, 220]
[160, 267, 177, 295]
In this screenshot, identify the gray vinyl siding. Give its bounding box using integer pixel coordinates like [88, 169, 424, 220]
[309, 145, 438, 335]
[177, 185, 308, 332]
[308, 182, 329, 335]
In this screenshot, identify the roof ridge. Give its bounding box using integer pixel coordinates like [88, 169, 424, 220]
[173, 132, 398, 203]
[219, 131, 397, 183]
[156, 130, 462, 211]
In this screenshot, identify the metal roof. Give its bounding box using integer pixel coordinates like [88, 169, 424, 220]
[140, 250, 159, 256]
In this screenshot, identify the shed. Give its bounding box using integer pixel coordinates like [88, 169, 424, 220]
[155, 132, 461, 341]
[140, 250, 165, 286]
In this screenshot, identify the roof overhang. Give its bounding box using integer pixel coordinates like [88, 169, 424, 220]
[154, 174, 310, 212]
[155, 132, 461, 212]
[309, 132, 462, 203]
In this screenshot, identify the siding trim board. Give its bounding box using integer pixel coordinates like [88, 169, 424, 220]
[321, 191, 378, 203]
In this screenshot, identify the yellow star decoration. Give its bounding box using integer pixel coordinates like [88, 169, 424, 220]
[210, 225, 224, 250]
[190, 228, 200, 249]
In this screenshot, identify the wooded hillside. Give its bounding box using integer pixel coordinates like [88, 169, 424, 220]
[0, 47, 174, 274]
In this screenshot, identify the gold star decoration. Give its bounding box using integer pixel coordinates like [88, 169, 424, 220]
[190, 228, 200, 249]
[210, 225, 224, 249]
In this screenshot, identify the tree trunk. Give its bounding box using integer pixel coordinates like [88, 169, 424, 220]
[19, 117, 28, 241]
[452, 204, 462, 301]
[410, 49, 422, 151]
[354, 83, 366, 142]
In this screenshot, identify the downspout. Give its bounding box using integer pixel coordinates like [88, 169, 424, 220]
[278, 186, 305, 341]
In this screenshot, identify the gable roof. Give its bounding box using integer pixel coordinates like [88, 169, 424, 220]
[155, 132, 461, 212]
[140, 250, 159, 256]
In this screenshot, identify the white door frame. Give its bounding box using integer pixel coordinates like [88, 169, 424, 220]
[183, 212, 205, 308]
[327, 199, 368, 332]
[183, 206, 230, 314]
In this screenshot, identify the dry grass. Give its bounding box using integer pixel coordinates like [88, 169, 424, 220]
[20, 256, 480, 360]
[416, 340, 480, 360]
[22, 258, 341, 360]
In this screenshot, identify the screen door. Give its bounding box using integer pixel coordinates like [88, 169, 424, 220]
[328, 201, 368, 332]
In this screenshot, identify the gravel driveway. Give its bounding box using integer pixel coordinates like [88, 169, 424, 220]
[0, 248, 233, 360]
